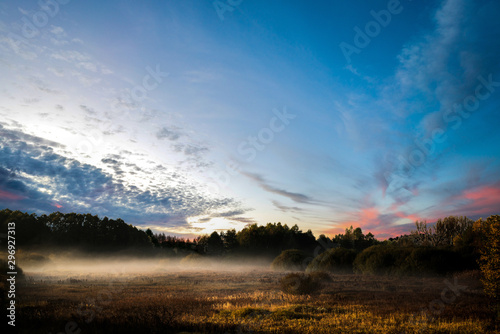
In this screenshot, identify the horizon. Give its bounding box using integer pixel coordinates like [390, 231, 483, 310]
[1, 0, 500, 240]
[0, 207, 488, 242]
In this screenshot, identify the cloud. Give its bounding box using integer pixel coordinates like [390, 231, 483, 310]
[156, 126, 182, 141]
[50, 26, 66, 36]
[50, 50, 90, 63]
[442, 182, 500, 217]
[0, 126, 242, 229]
[183, 145, 209, 156]
[0, 125, 64, 149]
[47, 67, 65, 77]
[0, 188, 25, 201]
[379, 0, 500, 211]
[80, 104, 96, 115]
[243, 172, 313, 204]
[394, 0, 500, 124]
[228, 216, 256, 224]
[213, 209, 247, 218]
[272, 200, 304, 213]
[77, 62, 98, 72]
[28, 75, 59, 94]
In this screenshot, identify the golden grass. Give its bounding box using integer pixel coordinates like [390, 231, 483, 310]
[11, 269, 499, 333]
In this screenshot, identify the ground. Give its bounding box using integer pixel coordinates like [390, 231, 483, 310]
[11, 268, 500, 333]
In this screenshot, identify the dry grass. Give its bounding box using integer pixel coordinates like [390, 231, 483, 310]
[11, 269, 500, 333]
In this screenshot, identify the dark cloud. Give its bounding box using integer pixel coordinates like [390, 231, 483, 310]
[0, 125, 64, 149]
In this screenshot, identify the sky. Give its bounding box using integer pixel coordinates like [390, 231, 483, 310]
[0, 0, 499, 239]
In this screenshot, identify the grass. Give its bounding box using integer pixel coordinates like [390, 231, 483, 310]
[7, 269, 500, 333]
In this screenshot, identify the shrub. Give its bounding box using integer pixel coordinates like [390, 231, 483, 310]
[354, 245, 466, 276]
[279, 273, 323, 295]
[306, 247, 357, 273]
[401, 247, 465, 275]
[307, 271, 332, 283]
[271, 249, 309, 271]
[353, 245, 412, 275]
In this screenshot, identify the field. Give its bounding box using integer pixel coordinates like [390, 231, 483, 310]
[11, 264, 500, 334]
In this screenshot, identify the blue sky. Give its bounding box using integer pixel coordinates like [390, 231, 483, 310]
[1, 0, 499, 238]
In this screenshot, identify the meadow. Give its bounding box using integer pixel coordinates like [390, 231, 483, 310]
[13, 265, 499, 334]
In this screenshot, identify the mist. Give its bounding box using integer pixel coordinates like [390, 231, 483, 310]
[13, 249, 275, 278]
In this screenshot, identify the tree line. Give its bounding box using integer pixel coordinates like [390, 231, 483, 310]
[0, 209, 380, 257]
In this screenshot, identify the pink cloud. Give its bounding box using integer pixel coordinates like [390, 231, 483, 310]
[459, 183, 500, 216]
[0, 189, 24, 201]
[432, 182, 500, 218]
[360, 207, 379, 221]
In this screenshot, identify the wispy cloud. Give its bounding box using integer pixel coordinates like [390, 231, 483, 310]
[272, 200, 304, 213]
[242, 172, 313, 204]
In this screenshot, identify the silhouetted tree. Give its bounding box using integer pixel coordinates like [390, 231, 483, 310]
[221, 229, 238, 253]
[410, 216, 474, 247]
[146, 228, 160, 247]
[206, 231, 224, 255]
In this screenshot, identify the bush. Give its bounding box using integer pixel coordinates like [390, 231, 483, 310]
[306, 247, 357, 274]
[353, 245, 412, 275]
[401, 247, 465, 275]
[271, 249, 309, 271]
[279, 273, 323, 295]
[354, 245, 467, 276]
